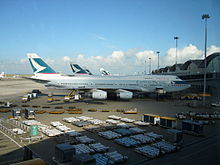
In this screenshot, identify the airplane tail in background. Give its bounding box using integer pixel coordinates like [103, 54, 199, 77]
[0, 72, 5, 79]
[27, 53, 57, 74]
[70, 63, 91, 75]
[0, 72, 4, 76]
[100, 68, 110, 76]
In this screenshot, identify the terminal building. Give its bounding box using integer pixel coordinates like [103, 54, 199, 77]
[152, 52, 220, 97]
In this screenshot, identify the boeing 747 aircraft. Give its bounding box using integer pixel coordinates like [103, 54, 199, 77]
[27, 53, 191, 99]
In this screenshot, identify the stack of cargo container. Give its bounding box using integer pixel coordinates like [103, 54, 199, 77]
[182, 120, 203, 135]
[115, 137, 141, 147]
[54, 144, 75, 163]
[25, 108, 35, 119]
[164, 129, 183, 144]
[72, 154, 96, 165]
[11, 108, 21, 119]
[143, 114, 160, 125]
[159, 116, 177, 128]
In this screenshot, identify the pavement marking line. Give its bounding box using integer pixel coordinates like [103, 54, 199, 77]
[0, 129, 23, 148]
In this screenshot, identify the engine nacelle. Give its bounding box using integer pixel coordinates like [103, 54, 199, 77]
[92, 90, 107, 99]
[116, 90, 133, 99]
[155, 88, 166, 94]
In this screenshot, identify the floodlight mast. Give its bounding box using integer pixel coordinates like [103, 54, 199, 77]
[149, 57, 151, 74]
[202, 14, 210, 104]
[174, 36, 179, 74]
[157, 51, 160, 70]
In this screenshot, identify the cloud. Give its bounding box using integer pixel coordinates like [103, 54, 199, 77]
[14, 44, 220, 75]
[20, 58, 28, 63]
[94, 34, 106, 41]
[207, 45, 220, 55]
[135, 50, 157, 66]
[108, 50, 125, 65]
[163, 44, 203, 66]
[45, 58, 55, 64]
[62, 56, 71, 62]
[96, 36, 106, 41]
[56, 44, 220, 75]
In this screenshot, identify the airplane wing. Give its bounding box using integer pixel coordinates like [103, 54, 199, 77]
[22, 76, 50, 83]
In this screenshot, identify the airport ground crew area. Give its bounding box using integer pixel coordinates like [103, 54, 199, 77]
[0, 88, 219, 165]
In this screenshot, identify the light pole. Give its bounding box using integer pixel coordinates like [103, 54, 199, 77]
[144, 60, 146, 75]
[157, 51, 160, 70]
[202, 14, 210, 104]
[149, 58, 151, 74]
[174, 36, 179, 74]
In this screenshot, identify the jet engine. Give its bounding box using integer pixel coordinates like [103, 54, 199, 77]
[155, 88, 166, 94]
[91, 90, 107, 99]
[116, 89, 133, 99]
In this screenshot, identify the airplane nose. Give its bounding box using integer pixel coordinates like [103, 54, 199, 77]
[184, 83, 191, 89]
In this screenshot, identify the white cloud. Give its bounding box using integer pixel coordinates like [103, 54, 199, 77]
[56, 45, 219, 74]
[20, 58, 28, 63]
[107, 51, 125, 65]
[163, 44, 203, 66]
[95, 35, 106, 41]
[135, 50, 157, 65]
[207, 45, 220, 55]
[14, 45, 220, 75]
[62, 56, 71, 62]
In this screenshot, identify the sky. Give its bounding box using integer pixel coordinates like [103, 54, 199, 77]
[0, 0, 219, 74]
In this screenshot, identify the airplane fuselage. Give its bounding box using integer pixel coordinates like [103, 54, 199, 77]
[46, 74, 190, 93]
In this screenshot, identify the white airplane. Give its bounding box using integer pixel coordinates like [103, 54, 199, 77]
[27, 53, 191, 100]
[0, 72, 5, 80]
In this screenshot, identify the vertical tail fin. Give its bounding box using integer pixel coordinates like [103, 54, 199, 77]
[0, 72, 4, 79]
[27, 53, 57, 74]
[70, 63, 89, 74]
[100, 68, 110, 76]
[0, 72, 4, 76]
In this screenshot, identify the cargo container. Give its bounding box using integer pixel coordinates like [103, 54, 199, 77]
[25, 108, 35, 119]
[152, 141, 177, 153]
[182, 120, 203, 135]
[159, 116, 177, 128]
[0, 101, 11, 108]
[164, 129, 183, 144]
[32, 93, 38, 98]
[22, 94, 30, 103]
[55, 144, 75, 163]
[72, 154, 96, 165]
[12, 108, 21, 119]
[143, 114, 160, 125]
[27, 93, 33, 100]
[32, 89, 41, 94]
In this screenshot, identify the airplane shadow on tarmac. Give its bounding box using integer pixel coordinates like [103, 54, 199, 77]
[49, 99, 107, 105]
